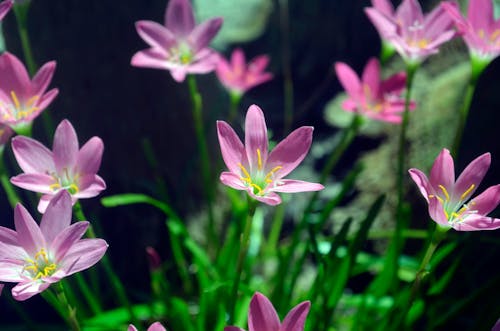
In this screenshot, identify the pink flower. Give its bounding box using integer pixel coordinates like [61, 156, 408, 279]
[216, 48, 273, 95]
[128, 322, 166, 331]
[11, 119, 106, 213]
[225, 292, 310, 331]
[365, 0, 456, 63]
[409, 149, 500, 231]
[334, 58, 416, 123]
[131, 0, 223, 82]
[0, 191, 108, 301]
[442, 0, 500, 61]
[0, 0, 13, 21]
[217, 105, 324, 206]
[0, 52, 58, 130]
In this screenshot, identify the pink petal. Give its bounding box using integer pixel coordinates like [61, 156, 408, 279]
[0, 52, 31, 99]
[61, 239, 108, 276]
[468, 0, 493, 31]
[188, 17, 223, 52]
[280, 301, 311, 331]
[231, 48, 246, 69]
[397, 0, 424, 30]
[248, 292, 281, 331]
[31, 61, 56, 97]
[372, 0, 394, 16]
[270, 180, 324, 193]
[454, 216, 500, 231]
[249, 55, 271, 72]
[361, 58, 381, 98]
[128, 326, 139, 331]
[74, 174, 106, 198]
[53, 120, 79, 172]
[11, 136, 55, 174]
[453, 152, 491, 202]
[380, 72, 407, 94]
[469, 184, 500, 216]
[0, 226, 18, 245]
[37, 194, 54, 214]
[10, 173, 55, 194]
[170, 67, 188, 82]
[334, 62, 362, 99]
[365, 7, 398, 40]
[428, 194, 450, 226]
[0, 259, 25, 282]
[148, 322, 167, 331]
[165, 0, 195, 37]
[51, 222, 89, 263]
[220, 172, 247, 191]
[184, 51, 220, 75]
[429, 149, 455, 191]
[12, 280, 51, 301]
[14, 204, 46, 256]
[217, 121, 247, 174]
[266, 126, 314, 179]
[135, 20, 177, 51]
[244, 105, 269, 172]
[0, 0, 13, 21]
[224, 327, 246, 331]
[40, 191, 73, 243]
[131, 49, 170, 70]
[0, 242, 26, 260]
[77, 136, 104, 175]
[253, 192, 282, 206]
[423, 4, 455, 40]
[35, 88, 59, 113]
[408, 168, 433, 202]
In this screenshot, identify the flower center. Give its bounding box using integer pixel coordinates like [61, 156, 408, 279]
[49, 168, 80, 195]
[0, 91, 39, 122]
[168, 43, 194, 65]
[428, 184, 477, 222]
[23, 248, 57, 280]
[362, 85, 383, 113]
[238, 149, 282, 196]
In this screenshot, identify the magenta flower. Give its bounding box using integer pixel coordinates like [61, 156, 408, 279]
[0, 0, 12, 21]
[225, 292, 310, 331]
[11, 119, 106, 213]
[217, 105, 324, 206]
[365, 0, 456, 63]
[131, 0, 223, 82]
[442, 0, 500, 62]
[409, 149, 500, 231]
[0, 191, 108, 301]
[335, 58, 415, 123]
[216, 48, 273, 95]
[128, 323, 166, 331]
[0, 52, 58, 130]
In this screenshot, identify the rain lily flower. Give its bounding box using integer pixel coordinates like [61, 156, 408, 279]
[225, 292, 310, 331]
[442, 0, 500, 63]
[217, 105, 324, 206]
[11, 119, 106, 213]
[365, 0, 456, 63]
[0, 0, 12, 21]
[409, 148, 500, 231]
[335, 58, 416, 123]
[216, 48, 273, 95]
[131, 0, 223, 82]
[128, 323, 166, 331]
[0, 191, 108, 301]
[0, 52, 58, 131]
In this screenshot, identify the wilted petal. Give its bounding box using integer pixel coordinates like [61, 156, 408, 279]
[135, 20, 177, 51]
[12, 280, 51, 301]
[40, 191, 73, 243]
[165, 0, 195, 37]
[61, 239, 108, 276]
[453, 152, 490, 202]
[14, 204, 45, 256]
[53, 120, 79, 172]
[245, 105, 269, 172]
[11, 136, 54, 174]
[188, 17, 223, 52]
[280, 301, 311, 331]
[248, 292, 281, 331]
[429, 149, 455, 190]
[270, 180, 324, 193]
[77, 137, 104, 175]
[217, 121, 247, 174]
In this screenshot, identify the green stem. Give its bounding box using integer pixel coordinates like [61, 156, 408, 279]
[0, 165, 21, 208]
[265, 203, 285, 255]
[279, 0, 294, 135]
[187, 75, 216, 249]
[228, 198, 257, 324]
[54, 283, 82, 331]
[74, 273, 102, 315]
[228, 92, 242, 123]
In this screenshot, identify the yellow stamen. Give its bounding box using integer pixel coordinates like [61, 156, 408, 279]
[444, 210, 449, 220]
[264, 166, 282, 183]
[428, 194, 444, 204]
[460, 184, 475, 201]
[256, 149, 263, 170]
[478, 29, 485, 39]
[10, 91, 21, 111]
[438, 185, 450, 201]
[49, 183, 61, 191]
[26, 95, 39, 107]
[238, 163, 251, 180]
[68, 184, 79, 194]
[250, 183, 264, 195]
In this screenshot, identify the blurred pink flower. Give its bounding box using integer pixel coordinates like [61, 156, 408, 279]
[217, 105, 323, 206]
[11, 119, 106, 213]
[0, 52, 58, 131]
[0, 0, 12, 21]
[409, 148, 500, 231]
[442, 0, 500, 61]
[0, 191, 108, 301]
[335, 58, 416, 123]
[225, 292, 310, 331]
[128, 322, 166, 331]
[131, 0, 222, 82]
[216, 48, 273, 95]
[365, 0, 456, 63]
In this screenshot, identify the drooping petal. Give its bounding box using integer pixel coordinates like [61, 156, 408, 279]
[11, 136, 55, 174]
[51, 222, 89, 262]
[270, 179, 324, 193]
[135, 20, 177, 51]
[12, 280, 51, 301]
[217, 121, 247, 174]
[53, 120, 79, 172]
[188, 17, 223, 52]
[10, 173, 55, 194]
[453, 152, 491, 202]
[77, 137, 104, 175]
[468, 184, 500, 216]
[61, 239, 108, 276]
[429, 149, 455, 190]
[40, 191, 73, 243]
[280, 301, 311, 331]
[334, 62, 362, 99]
[245, 105, 269, 172]
[266, 126, 313, 179]
[14, 204, 45, 256]
[248, 292, 281, 331]
[165, 0, 195, 37]
[31, 61, 56, 98]
[220, 172, 247, 191]
[0, 52, 31, 98]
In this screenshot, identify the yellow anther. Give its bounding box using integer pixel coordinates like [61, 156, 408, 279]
[10, 91, 21, 110]
[444, 210, 449, 220]
[49, 183, 61, 191]
[491, 29, 500, 41]
[460, 184, 475, 201]
[438, 185, 450, 201]
[238, 163, 251, 180]
[68, 184, 79, 194]
[26, 95, 39, 107]
[34, 248, 49, 264]
[264, 166, 282, 182]
[418, 39, 428, 48]
[250, 183, 264, 195]
[256, 149, 263, 170]
[428, 194, 444, 204]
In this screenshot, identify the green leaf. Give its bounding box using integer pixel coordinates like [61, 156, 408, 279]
[101, 193, 178, 219]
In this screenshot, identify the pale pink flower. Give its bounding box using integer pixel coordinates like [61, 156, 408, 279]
[216, 48, 273, 95]
[225, 292, 310, 331]
[11, 119, 106, 213]
[0, 0, 12, 21]
[365, 0, 456, 63]
[0, 52, 58, 131]
[335, 58, 416, 123]
[0, 191, 108, 301]
[217, 105, 323, 206]
[442, 0, 500, 61]
[128, 322, 166, 331]
[409, 148, 500, 231]
[131, 0, 223, 82]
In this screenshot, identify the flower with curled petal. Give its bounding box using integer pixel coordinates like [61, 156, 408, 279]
[11, 119, 106, 213]
[0, 191, 108, 301]
[409, 148, 500, 231]
[131, 0, 222, 82]
[225, 292, 310, 331]
[0, 0, 12, 21]
[128, 322, 166, 331]
[217, 105, 323, 206]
